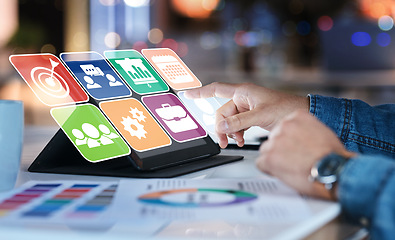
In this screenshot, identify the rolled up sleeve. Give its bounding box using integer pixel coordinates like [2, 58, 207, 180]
[309, 94, 395, 158]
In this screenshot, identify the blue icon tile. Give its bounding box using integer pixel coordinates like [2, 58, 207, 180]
[60, 51, 132, 100]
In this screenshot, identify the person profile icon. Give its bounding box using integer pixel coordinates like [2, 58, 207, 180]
[81, 123, 101, 148]
[98, 124, 119, 140]
[81, 123, 114, 148]
[84, 76, 102, 89]
[72, 129, 87, 146]
[106, 74, 123, 87]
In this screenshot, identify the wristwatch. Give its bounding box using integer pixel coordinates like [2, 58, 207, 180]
[310, 153, 349, 192]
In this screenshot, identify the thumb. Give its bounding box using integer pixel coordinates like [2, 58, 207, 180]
[217, 108, 265, 134]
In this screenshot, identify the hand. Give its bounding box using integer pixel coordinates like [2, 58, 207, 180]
[184, 82, 309, 148]
[256, 110, 355, 200]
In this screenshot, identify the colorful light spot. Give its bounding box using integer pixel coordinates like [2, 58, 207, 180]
[377, 32, 391, 47]
[317, 16, 333, 31]
[148, 28, 164, 44]
[104, 32, 121, 48]
[351, 32, 371, 46]
[160, 39, 179, 52]
[378, 15, 394, 31]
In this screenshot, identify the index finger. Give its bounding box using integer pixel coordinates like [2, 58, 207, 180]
[184, 82, 238, 99]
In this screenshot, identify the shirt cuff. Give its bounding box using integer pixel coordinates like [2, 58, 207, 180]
[308, 94, 351, 143]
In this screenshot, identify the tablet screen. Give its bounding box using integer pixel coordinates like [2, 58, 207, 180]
[10, 49, 220, 171]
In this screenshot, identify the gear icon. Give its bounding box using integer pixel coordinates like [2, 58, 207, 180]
[121, 116, 147, 139]
[129, 107, 146, 122]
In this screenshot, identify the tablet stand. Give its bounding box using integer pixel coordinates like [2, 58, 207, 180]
[28, 129, 244, 178]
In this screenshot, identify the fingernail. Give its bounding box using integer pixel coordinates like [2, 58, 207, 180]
[219, 143, 227, 149]
[217, 120, 229, 133]
[228, 133, 236, 139]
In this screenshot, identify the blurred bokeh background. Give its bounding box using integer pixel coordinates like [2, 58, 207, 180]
[1, 0, 395, 125]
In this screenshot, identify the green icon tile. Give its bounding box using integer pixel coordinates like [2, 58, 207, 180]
[104, 50, 169, 95]
[51, 104, 131, 162]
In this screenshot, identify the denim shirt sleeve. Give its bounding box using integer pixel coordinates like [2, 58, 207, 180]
[308, 95, 395, 238]
[308, 94, 395, 159]
[339, 155, 395, 239]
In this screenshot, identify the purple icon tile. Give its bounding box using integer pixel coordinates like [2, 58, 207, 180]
[142, 93, 206, 142]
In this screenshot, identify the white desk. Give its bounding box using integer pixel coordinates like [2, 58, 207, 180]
[2, 126, 342, 240]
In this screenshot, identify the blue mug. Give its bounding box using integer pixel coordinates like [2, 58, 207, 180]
[0, 100, 23, 192]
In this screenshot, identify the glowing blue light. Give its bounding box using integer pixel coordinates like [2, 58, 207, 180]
[351, 32, 371, 47]
[377, 32, 391, 47]
[297, 21, 311, 36]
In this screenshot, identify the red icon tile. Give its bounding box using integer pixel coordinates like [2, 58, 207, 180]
[9, 54, 88, 106]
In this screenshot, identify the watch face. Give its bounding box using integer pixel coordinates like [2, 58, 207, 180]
[313, 153, 348, 185]
[317, 157, 343, 177]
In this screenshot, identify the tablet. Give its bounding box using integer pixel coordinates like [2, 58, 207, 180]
[10, 49, 236, 172]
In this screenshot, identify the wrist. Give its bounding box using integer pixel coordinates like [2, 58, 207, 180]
[310, 152, 352, 201]
[311, 181, 337, 201]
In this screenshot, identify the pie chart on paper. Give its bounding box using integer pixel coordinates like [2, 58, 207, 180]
[138, 188, 258, 207]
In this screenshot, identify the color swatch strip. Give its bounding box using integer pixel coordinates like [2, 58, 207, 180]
[0, 184, 61, 217]
[66, 184, 117, 218]
[0, 181, 119, 226]
[21, 184, 99, 217]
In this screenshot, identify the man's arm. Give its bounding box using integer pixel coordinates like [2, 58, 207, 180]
[339, 155, 395, 239]
[310, 95, 395, 158]
[256, 111, 395, 239]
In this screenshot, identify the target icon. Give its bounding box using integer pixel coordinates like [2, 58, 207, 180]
[9, 54, 88, 106]
[30, 59, 70, 98]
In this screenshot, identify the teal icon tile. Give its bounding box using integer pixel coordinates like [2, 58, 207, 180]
[104, 50, 169, 95]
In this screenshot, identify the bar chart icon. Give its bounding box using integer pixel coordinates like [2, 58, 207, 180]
[115, 58, 157, 86]
[104, 49, 169, 95]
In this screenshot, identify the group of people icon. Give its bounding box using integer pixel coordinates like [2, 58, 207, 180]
[72, 123, 119, 148]
[80, 64, 123, 89]
[84, 73, 123, 89]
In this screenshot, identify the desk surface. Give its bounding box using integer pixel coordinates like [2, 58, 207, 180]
[1, 126, 348, 240]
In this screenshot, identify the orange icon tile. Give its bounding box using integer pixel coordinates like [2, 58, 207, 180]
[100, 98, 171, 152]
[141, 48, 202, 90]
